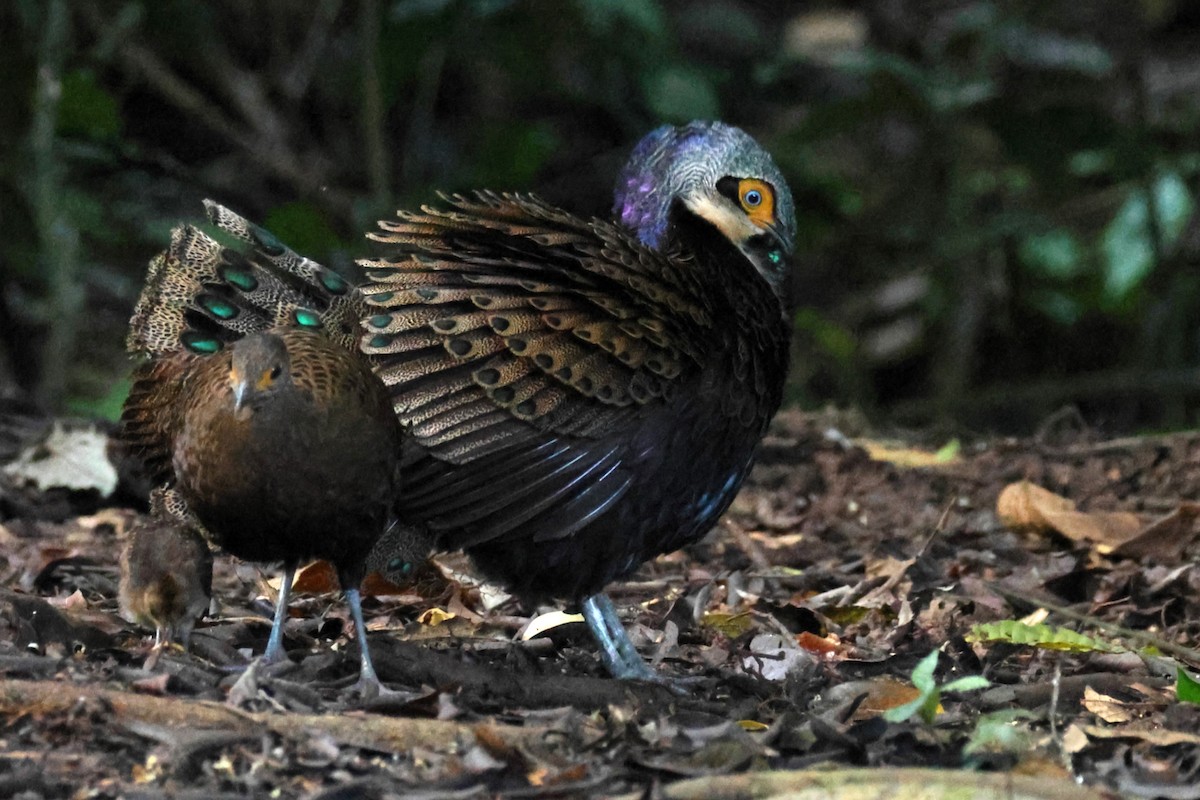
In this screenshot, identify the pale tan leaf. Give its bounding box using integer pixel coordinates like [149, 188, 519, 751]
[996, 480, 1143, 548]
[1082, 685, 1134, 723]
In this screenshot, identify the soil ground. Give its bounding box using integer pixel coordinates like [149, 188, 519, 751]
[2, 405, 1199, 798]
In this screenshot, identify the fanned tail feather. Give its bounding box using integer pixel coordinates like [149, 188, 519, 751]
[125, 200, 365, 359]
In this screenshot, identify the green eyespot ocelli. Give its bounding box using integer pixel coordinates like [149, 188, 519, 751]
[319, 270, 348, 294]
[181, 331, 222, 354]
[293, 308, 322, 328]
[250, 224, 285, 256]
[387, 558, 414, 576]
[197, 295, 239, 320]
[219, 264, 259, 292]
[767, 250, 783, 266]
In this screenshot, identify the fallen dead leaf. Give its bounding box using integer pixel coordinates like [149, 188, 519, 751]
[1113, 503, 1200, 562]
[521, 610, 584, 640]
[2, 423, 118, 496]
[1081, 724, 1200, 747]
[418, 607, 456, 626]
[1082, 685, 1135, 724]
[701, 611, 757, 639]
[850, 676, 923, 719]
[996, 480, 1143, 550]
[796, 631, 842, 656]
[859, 438, 960, 467]
[291, 560, 339, 595]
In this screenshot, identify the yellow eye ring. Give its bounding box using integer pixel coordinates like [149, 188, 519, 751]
[737, 179, 776, 227]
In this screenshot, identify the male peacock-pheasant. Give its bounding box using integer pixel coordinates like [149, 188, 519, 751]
[362, 121, 795, 680]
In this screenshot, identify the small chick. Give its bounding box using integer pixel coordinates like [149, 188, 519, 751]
[119, 489, 213, 650]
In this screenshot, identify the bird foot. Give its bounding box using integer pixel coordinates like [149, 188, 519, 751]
[582, 593, 707, 693]
[226, 657, 265, 706]
[349, 675, 409, 705]
[607, 658, 710, 695]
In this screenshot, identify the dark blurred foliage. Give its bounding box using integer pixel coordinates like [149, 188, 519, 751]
[4, 0, 1200, 434]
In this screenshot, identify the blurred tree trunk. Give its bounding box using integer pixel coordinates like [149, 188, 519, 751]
[29, 0, 81, 411]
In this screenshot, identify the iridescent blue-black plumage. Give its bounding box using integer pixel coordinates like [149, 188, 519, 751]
[359, 121, 795, 676]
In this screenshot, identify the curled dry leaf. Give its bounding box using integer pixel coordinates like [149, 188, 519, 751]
[996, 480, 1143, 551]
[1114, 503, 1200, 563]
[1082, 686, 1135, 724]
[521, 610, 585, 640]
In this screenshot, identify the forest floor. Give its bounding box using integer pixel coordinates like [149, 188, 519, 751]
[1, 405, 1199, 799]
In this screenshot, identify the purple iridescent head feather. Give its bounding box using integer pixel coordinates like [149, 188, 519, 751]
[612, 121, 796, 254]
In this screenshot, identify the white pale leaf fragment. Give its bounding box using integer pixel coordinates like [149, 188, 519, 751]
[521, 610, 584, 641]
[3, 423, 118, 496]
[742, 633, 812, 681]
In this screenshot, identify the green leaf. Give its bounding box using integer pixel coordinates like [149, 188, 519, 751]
[883, 695, 929, 725]
[996, 24, 1113, 76]
[643, 65, 719, 123]
[942, 675, 991, 693]
[934, 439, 961, 463]
[66, 378, 131, 422]
[470, 121, 560, 188]
[57, 69, 121, 141]
[1027, 288, 1083, 326]
[1019, 230, 1083, 280]
[964, 709, 1036, 757]
[262, 202, 346, 263]
[1177, 667, 1200, 704]
[883, 651, 991, 725]
[909, 649, 939, 693]
[577, 0, 666, 38]
[1101, 172, 1194, 303]
[793, 308, 856, 363]
[967, 620, 1125, 653]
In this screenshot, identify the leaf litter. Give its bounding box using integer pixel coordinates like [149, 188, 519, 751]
[4, 406, 1200, 796]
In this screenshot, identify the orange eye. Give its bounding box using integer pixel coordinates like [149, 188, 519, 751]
[737, 179, 775, 228]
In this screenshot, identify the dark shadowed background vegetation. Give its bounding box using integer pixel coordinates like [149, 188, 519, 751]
[5, 0, 1200, 435]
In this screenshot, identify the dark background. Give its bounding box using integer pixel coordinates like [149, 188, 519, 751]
[5, 0, 1200, 436]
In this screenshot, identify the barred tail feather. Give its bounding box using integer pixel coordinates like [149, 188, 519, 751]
[124, 201, 366, 360]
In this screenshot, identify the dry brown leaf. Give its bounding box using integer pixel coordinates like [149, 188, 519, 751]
[130, 754, 163, 784]
[291, 560, 339, 595]
[851, 676, 923, 720]
[997, 480, 1075, 527]
[528, 763, 588, 788]
[796, 631, 842, 656]
[1060, 724, 1090, 754]
[1081, 724, 1200, 747]
[1114, 502, 1200, 562]
[1082, 686, 1134, 724]
[996, 480, 1143, 549]
[360, 572, 421, 599]
[1010, 754, 1074, 781]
